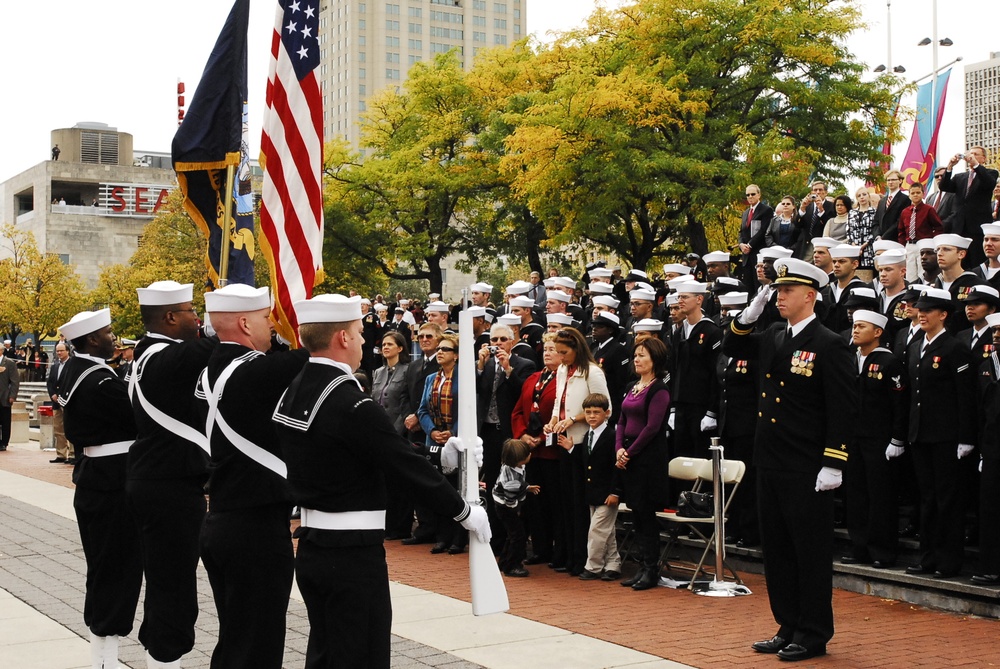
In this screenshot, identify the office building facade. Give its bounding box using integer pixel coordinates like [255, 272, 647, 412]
[965, 51, 1000, 161]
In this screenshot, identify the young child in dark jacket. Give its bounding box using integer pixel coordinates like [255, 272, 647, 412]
[492, 438, 540, 577]
[579, 393, 623, 581]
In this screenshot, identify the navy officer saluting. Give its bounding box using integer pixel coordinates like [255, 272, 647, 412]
[724, 257, 856, 663]
[272, 294, 490, 669]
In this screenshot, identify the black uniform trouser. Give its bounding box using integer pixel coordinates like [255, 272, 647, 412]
[297, 540, 391, 669]
[722, 433, 758, 543]
[525, 457, 561, 562]
[74, 486, 143, 637]
[557, 445, 589, 573]
[911, 441, 965, 573]
[980, 455, 1000, 576]
[845, 437, 899, 563]
[758, 468, 835, 651]
[200, 504, 294, 669]
[672, 402, 710, 459]
[0, 404, 10, 447]
[127, 477, 207, 663]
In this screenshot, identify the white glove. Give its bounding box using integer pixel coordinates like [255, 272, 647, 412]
[741, 285, 773, 324]
[700, 414, 717, 433]
[442, 436, 484, 474]
[980, 457, 984, 473]
[815, 466, 843, 492]
[459, 504, 492, 544]
[667, 410, 676, 431]
[885, 444, 905, 460]
[201, 313, 216, 338]
[957, 444, 974, 459]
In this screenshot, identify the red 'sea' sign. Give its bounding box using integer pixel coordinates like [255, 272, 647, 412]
[102, 184, 172, 216]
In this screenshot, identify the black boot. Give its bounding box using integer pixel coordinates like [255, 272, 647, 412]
[631, 564, 661, 590]
[620, 568, 643, 587]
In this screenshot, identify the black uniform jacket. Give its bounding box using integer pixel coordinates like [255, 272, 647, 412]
[979, 354, 1000, 460]
[723, 315, 856, 474]
[591, 336, 630, 417]
[274, 361, 469, 546]
[671, 318, 722, 410]
[59, 356, 137, 491]
[936, 272, 988, 333]
[195, 343, 309, 512]
[906, 332, 977, 445]
[127, 334, 217, 481]
[854, 348, 908, 444]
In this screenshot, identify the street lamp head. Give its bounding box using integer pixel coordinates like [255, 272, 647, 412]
[874, 64, 887, 73]
[939, 38, 954, 47]
[918, 37, 932, 46]
[893, 65, 907, 73]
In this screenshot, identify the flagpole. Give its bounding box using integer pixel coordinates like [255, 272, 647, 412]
[219, 164, 236, 287]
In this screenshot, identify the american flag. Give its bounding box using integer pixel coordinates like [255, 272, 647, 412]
[259, 0, 324, 346]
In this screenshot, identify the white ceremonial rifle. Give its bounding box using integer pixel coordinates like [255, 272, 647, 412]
[457, 301, 509, 616]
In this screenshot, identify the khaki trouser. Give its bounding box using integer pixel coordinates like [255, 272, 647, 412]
[53, 408, 74, 460]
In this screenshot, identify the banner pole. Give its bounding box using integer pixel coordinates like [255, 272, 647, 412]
[219, 164, 236, 287]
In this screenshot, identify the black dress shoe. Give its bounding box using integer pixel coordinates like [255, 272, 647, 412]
[905, 564, 934, 575]
[777, 643, 825, 662]
[401, 536, 432, 545]
[971, 574, 1000, 584]
[578, 570, 602, 581]
[933, 569, 958, 579]
[737, 538, 760, 548]
[631, 566, 660, 590]
[65, 458, 77, 465]
[751, 635, 789, 654]
[872, 560, 895, 569]
[430, 542, 449, 554]
[49, 457, 66, 463]
[447, 545, 465, 555]
[899, 524, 918, 538]
[601, 570, 621, 581]
[552, 565, 569, 573]
[839, 556, 869, 565]
[523, 554, 546, 565]
[504, 567, 529, 577]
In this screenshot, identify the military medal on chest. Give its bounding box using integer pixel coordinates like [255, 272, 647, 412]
[791, 350, 815, 376]
[984, 344, 995, 359]
[932, 355, 941, 369]
[867, 363, 882, 379]
[736, 359, 748, 374]
[957, 286, 972, 301]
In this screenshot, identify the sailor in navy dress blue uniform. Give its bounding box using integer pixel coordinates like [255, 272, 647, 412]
[126, 281, 217, 667]
[193, 285, 310, 669]
[58, 308, 141, 669]
[724, 258, 856, 663]
[272, 294, 490, 669]
[973, 313, 1000, 584]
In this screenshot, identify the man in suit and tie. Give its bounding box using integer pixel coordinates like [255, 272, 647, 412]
[874, 170, 909, 242]
[47, 341, 74, 464]
[738, 184, 774, 285]
[0, 341, 20, 451]
[725, 257, 855, 663]
[939, 147, 1000, 269]
[795, 181, 836, 260]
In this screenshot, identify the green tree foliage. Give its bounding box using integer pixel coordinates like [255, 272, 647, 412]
[496, 0, 903, 270]
[0, 224, 85, 343]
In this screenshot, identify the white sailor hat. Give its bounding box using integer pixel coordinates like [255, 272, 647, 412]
[547, 290, 572, 303]
[810, 237, 841, 250]
[702, 251, 730, 264]
[592, 295, 620, 309]
[830, 244, 862, 259]
[916, 238, 938, 252]
[844, 287, 879, 308]
[589, 282, 614, 295]
[912, 287, 953, 311]
[295, 294, 363, 324]
[360, 298, 372, 305]
[554, 276, 577, 291]
[509, 296, 535, 308]
[137, 280, 193, 306]
[986, 313, 1000, 328]
[60, 308, 112, 341]
[661, 263, 691, 275]
[633, 318, 664, 332]
[374, 303, 388, 312]
[758, 246, 794, 264]
[205, 284, 271, 313]
[773, 258, 830, 289]
[666, 275, 697, 290]
[497, 314, 521, 328]
[543, 277, 557, 288]
[982, 223, 1000, 237]
[624, 268, 649, 282]
[592, 311, 621, 328]
[484, 308, 497, 324]
[471, 282, 493, 294]
[546, 312, 573, 325]
[852, 309, 888, 329]
[636, 281, 655, 292]
[872, 239, 905, 253]
[718, 292, 749, 307]
[590, 267, 614, 279]
[665, 293, 680, 306]
[425, 300, 450, 312]
[933, 233, 973, 250]
[629, 288, 657, 302]
[712, 276, 745, 294]
[875, 250, 906, 267]
[467, 306, 488, 319]
[427, 292, 441, 300]
[505, 280, 532, 295]
[675, 282, 711, 294]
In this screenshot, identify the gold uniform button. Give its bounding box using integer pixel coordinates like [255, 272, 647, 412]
[766, 373, 772, 379]
[771, 418, 776, 423]
[775, 397, 781, 403]
[587, 465, 592, 470]
[780, 381, 785, 387]
[758, 412, 763, 417]
[761, 393, 766, 398]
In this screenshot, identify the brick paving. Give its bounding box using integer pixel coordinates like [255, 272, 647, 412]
[4, 445, 1000, 668]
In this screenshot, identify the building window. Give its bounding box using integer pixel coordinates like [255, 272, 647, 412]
[359, 84, 366, 95]
[473, 31, 485, 42]
[360, 101, 367, 112]
[473, 15, 486, 26]
[385, 3, 400, 14]
[358, 19, 366, 29]
[494, 3, 507, 13]
[386, 69, 401, 80]
[494, 18, 506, 29]
[359, 67, 366, 79]
[387, 36, 400, 46]
[358, 51, 366, 62]
[408, 6, 422, 17]
[513, 8, 520, 18]
[494, 34, 507, 45]
[514, 23, 520, 35]
[359, 36, 366, 45]
[408, 38, 423, 49]
[386, 20, 399, 30]
[408, 54, 422, 64]
[359, 3, 366, 12]
[386, 52, 400, 63]
[430, 26, 463, 39]
[408, 22, 422, 33]
[473, 0, 486, 9]
[430, 42, 462, 54]
[430, 10, 463, 23]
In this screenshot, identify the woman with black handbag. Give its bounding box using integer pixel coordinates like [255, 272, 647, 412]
[616, 338, 672, 591]
[511, 333, 561, 567]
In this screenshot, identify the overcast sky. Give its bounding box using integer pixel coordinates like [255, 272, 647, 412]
[0, 0, 993, 184]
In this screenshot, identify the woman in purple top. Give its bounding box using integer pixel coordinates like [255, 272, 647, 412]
[615, 338, 671, 591]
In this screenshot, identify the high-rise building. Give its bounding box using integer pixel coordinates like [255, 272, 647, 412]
[965, 51, 1000, 161]
[319, 0, 524, 147]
